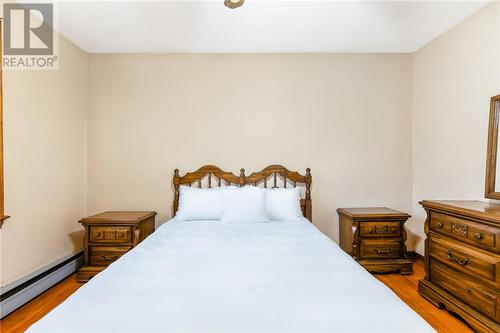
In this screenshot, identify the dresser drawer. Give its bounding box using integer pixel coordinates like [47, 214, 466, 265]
[89, 246, 131, 266]
[359, 221, 401, 238]
[430, 212, 498, 252]
[429, 234, 500, 287]
[90, 226, 132, 243]
[431, 259, 499, 321]
[359, 239, 401, 259]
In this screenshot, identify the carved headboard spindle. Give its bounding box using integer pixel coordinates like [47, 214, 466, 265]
[173, 169, 180, 214]
[239, 169, 245, 187]
[305, 168, 312, 221]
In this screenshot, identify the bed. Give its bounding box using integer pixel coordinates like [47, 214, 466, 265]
[27, 165, 435, 333]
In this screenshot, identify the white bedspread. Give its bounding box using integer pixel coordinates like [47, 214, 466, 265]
[27, 218, 435, 333]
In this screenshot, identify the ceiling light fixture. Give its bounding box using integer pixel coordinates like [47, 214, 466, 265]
[224, 0, 244, 9]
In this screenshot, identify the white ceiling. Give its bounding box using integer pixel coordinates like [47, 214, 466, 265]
[49, 0, 489, 53]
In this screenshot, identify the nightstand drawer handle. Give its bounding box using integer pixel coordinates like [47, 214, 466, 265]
[375, 248, 391, 255]
[466, 287, 472, 294]
[370, 226, 397, 234]
[474, 232, 483, 240]
[101, 255, 117, 262]
[446, 249, 471, 266]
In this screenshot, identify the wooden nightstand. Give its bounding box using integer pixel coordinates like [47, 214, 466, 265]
[337, 207, 412, 275]
[77, 211, 157, 282]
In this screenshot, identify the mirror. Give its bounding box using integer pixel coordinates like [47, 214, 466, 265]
[485, 94, 500, 199]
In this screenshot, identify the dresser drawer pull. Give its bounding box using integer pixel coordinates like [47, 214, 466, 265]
[100, 255, 117, 262]
[466, 287, 472, 294]
[446, 249, 471, 266]
[474, 232, 483, 240]
[436, 222, 443, 228]
[375, 248, 391, 255]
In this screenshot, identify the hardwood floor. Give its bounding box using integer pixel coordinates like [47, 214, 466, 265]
[375, 260, 473, 333]
[0, 276, 82, 333]
[0, 260, 473, 333]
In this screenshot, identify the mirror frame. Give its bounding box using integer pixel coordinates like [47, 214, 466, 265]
[485, 94, 500, 199]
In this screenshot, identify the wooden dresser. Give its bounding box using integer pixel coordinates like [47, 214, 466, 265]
[77, 211, 156, 282]
[419, 201, 500, 333]
[337, 207, 412, 274]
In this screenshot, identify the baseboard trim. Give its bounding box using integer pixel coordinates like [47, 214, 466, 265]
[0, 251, 84, 319]
[407, 251, 424, 262]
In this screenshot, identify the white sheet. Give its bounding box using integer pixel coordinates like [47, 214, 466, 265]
[27, 218, 435, 333]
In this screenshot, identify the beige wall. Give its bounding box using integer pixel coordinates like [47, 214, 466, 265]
[87, 54, 413, 242]
[1, 34, 87, 286]
[410, 2, 500, 254]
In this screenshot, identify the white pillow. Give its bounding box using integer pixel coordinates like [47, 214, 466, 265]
[221, 187, 269, 224]
[265, 188, 303, 221]
[176, 186, 223, 220]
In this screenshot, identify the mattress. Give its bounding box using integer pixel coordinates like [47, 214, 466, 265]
[27, 218, 435, 333]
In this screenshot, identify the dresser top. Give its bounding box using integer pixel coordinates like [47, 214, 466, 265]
[420, 200, 500, 224]
[80, 211, 157, 224]
[337, 207, 410, 219]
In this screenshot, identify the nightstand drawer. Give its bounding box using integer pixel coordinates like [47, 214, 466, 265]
[359, 239, 401, 259]
[89, 246, 131, 266]
[430, 212, 498, 252]
[359, 221, 401, 237]
[430, 259, 499, 321]
[429, 234, 500, 287]
[90, 226, 132, 243]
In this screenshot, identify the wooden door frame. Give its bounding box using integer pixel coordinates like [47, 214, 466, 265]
[0, 20, 9, 227]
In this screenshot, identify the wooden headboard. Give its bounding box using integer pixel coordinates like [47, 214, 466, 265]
[173, 165, 312, 221]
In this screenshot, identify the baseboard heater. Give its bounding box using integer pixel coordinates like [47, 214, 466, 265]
[0, 251, 84, 319]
